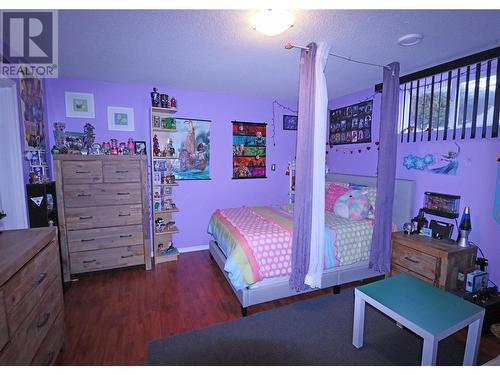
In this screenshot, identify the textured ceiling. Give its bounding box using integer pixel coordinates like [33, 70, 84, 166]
[58, 9, 500, 100]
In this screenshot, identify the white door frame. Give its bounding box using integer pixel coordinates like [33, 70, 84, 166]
[0, 78, 28, 230]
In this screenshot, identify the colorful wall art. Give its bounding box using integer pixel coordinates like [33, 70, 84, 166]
[232, 121, 266, 179]
[170, 118, 210, 180]
[329, 100, 372, 146]
[402, 142, 461, 175]
[64, 92, 95, 118]
[495, 152, 500, 224]
[21, 77, 46, 149]
[107, 106, 135, 131]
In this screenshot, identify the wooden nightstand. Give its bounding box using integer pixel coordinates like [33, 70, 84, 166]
[390, 231, 477, 290]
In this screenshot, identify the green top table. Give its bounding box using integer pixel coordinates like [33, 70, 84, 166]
[353, 274, 485, 366]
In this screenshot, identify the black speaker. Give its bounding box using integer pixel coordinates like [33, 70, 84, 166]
[429, 219, 454, 240]
[26, 182, 58, 228]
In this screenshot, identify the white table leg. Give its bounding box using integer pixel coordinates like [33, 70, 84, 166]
[463, 318, 483, 366]
[352, 292, 365, 348]
[421, 336, 438, 366]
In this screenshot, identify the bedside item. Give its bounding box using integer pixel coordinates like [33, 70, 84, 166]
[403, 222, 413, 235]
[429, 219, 454, 240]
[423, 192, 460, 219]
[419, 227, 432, 237]
[457, 206, 472, 247]
[160, 94, 169, 108]
[170, 97, 177, 108]
[391, 231, 477, 290]
[53, 155, 151, 282]
[411, 208, 428, 233]
[26, 182, 58, 228]
[0, 227, 64, 365]
[465, 270, 488, 293]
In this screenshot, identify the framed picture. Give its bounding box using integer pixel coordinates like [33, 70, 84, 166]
[283, 115, 298, 130]
[65, 92, 95, 118]
[232, 121, 266, 179]
[107, 106, 135, 132]
[134, 141, 147, 155]
[329, 100, 373, 146]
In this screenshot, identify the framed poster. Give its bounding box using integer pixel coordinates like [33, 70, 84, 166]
[65, 92, 95, 118]
[107, 106, 135, 131]
[169, 118, 210, 180]
[232, 121, 266, 179]
[20, 77, 46, 148]
[283, 114, 298, 130]
[329, 100, 373, 146]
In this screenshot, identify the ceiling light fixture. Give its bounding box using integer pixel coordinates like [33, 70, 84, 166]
[398, 33, 424, 47]
[251, 9, 294, 37]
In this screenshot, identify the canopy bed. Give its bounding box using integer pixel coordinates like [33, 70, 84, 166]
[209, 42, 405, 315]
[208, 173, 414, 315]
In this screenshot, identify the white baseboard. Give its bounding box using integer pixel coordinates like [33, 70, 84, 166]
[178, 245, 209, 253]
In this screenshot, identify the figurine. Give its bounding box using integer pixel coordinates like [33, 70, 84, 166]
[151, 88, 160, 107]
[155, 217, 166, 232]
[91, 143, 102, 155]
[110, 139, 119, 155]
[160, 94, 169, 108]
[165, 221, 176, 231]
[119, 142, 127, 155]
[153, 134, 161, 156]
[53, 122, 66, 149]
[170, 97, 177, 108]
[127, 138, 135, 154]
[51, 145, 60, 155]
[83, 123, 95, 152]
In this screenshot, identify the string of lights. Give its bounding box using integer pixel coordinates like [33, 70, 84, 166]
[271, 100, 298, 146]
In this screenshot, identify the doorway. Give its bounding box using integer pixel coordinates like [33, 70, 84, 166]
[0, 79, 28, 230]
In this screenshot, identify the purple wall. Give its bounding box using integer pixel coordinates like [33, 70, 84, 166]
[328, 87, 500, 286]
[44, 78, 297, 249]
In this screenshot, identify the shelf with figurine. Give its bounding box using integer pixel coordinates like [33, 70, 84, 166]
[150, 88, 180, 264]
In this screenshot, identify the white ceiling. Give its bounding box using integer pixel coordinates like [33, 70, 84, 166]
[58, 9, 500, 100]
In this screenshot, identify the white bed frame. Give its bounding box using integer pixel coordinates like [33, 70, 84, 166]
[209, 173, 415, 315]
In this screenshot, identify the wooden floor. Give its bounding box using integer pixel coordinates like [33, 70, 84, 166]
[57, 251, 500, 365]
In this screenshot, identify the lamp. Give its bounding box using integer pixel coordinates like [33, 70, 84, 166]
[250, 10, 294, 36]
[457, 206, 471, 247]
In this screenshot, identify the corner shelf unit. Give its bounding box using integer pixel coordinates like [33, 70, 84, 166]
[150, 106, 180, 264]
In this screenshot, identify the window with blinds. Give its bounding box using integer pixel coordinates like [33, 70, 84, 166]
[396, 54, 500, 143]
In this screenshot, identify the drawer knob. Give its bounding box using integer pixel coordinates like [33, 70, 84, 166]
[121, 254, 134, 259]
[117, 192, 130, 196]
[81, 238, 95, 242]
[404, 256, 419, 264]
[79, 215, 93, 220]
[37, 272, 48, 285]
[75, 170, 91, 174]
[77, 193, 92, 197]
[37, 312, 50, 328]
[116, 170, 129, 173]
[118, 213, 131, 217]
[120, 234, 133, 238]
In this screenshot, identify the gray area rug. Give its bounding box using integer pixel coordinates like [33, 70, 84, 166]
[148, 289, 484, 365]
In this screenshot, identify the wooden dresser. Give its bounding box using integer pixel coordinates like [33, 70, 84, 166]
[0, 227, 64, 365]
[390, 231, 477, 290]
[54, 155, 151, 282]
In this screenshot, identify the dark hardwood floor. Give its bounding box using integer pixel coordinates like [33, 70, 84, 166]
[56, 251, 500, 365]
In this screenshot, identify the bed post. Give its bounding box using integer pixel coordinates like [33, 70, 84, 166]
[241, 307, 248, 317]
[332, 285, 341, 294]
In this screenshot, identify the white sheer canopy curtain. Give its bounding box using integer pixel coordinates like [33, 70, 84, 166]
[289, 41, 331, 292]
[304, 42, 331, 288]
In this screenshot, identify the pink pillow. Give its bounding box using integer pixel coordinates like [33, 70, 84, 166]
[325, 182, 350, 211]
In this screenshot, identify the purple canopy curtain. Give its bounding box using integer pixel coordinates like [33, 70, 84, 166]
[369, 62, 400, 272]
[289, 43, 317, 291]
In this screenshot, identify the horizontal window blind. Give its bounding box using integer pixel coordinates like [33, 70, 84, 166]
[398, 56, 500, 142]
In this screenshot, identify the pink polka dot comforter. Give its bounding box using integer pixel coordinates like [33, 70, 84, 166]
[208, 204, 375, 290]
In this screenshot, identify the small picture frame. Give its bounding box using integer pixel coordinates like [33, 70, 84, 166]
[107, 106, 135, 132]
[283, 115, 298, 130]
[65, 92, 95, 118]
[134, 141, 147, 155]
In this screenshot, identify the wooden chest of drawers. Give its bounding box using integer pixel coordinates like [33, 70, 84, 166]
[0, 227, 64, 365]
[54, 155, 151, 282]
[390, 231, 477, 290]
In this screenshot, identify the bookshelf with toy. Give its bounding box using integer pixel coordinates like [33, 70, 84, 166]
[150, 91, 180, 264]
